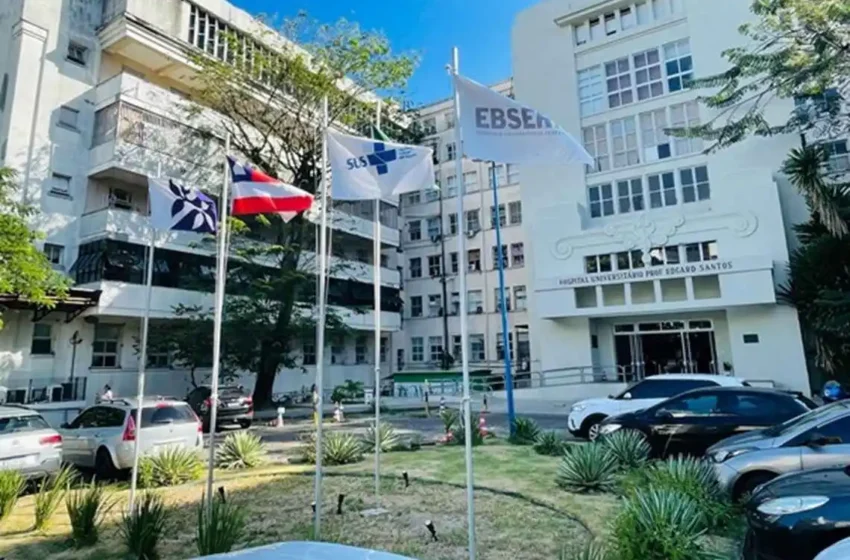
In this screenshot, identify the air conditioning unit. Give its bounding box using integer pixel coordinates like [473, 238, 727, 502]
[475, 306, 483, 314]
[48, 384, 64, 402]
[109, 188, 133, 210]
[430, 234, 441, 243]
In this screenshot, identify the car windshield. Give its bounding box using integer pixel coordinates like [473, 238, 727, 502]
[764, 401, 850, 437]
[0, 414, 50, 434]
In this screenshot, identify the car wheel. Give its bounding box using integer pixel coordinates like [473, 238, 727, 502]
[583, 415, 607, 442]
[734, 472, 777, 502]
[95, 448, 117, 481]
[238, 420, 252, 430]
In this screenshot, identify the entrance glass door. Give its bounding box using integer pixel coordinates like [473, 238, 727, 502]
[614, 320, 717, 378]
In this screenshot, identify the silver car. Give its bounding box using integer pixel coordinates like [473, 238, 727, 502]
[0, 405, 63, 480]
[708, 401, 850, 500]
[196, 541, 418, 559]
[59, 397, 203, 477]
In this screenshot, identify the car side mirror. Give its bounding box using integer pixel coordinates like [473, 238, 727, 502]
[622, 392, 633, 401]
[608, 394, 614, 399]
[656, 410, 673, 420]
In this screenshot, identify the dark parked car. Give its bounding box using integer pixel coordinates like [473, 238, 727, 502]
[187, 385, 253, 431]
[597, 387, 815, 457]
[744, 466, 850, 560]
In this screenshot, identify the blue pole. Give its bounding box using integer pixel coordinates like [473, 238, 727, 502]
[490, 161, 516, 436]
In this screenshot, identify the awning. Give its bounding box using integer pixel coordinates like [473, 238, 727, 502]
[0, 288, 102, 323]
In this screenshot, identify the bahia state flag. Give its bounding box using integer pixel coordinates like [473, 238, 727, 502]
[148, 177, 218, 234]
[327, 128, 435, 201]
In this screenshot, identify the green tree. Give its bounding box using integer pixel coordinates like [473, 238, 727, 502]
[178, 14, 417, 407]
[0, 168, 70, 329]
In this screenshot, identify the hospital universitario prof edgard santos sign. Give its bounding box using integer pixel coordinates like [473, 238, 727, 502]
[557, 260, 735, 288]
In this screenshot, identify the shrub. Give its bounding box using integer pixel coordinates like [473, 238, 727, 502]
[612, 487, 711, 560]
[360, 422, 402, 453]
[66, 479, 115, 547]
[563, 540, 610, 560]
[556, 443, 617, 493]
[439, 409, 459, 433]
[330, 380, 365, 403]
[449, 424, 484, 446]
[510, 417, 541, 445]
[216, 431, 267, 470]
[121, 492, 167, 560]
[601, 430, 650, 470]
[533, 431, 566, 456]
[196, 491, 247, 556]
[138, 447, 204, 488]
[34, 465, 76, 531]
[0, 470, 25, 526]
[302, 431, 364, 466]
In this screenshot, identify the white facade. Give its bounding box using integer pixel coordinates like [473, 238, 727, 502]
[0, 0, 401, 408]
[512, 0, 811, 392]
[391, 82, 534, 382]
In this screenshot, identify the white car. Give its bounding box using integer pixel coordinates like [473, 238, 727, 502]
[567, 374, 750, 441]
[815, 536, 850, 560]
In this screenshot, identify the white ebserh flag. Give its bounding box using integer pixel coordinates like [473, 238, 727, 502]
[454, 74, 593, 166]
[327, 129, 435, 200]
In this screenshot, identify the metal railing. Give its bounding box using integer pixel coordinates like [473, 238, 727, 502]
[1, 377, 87, 405]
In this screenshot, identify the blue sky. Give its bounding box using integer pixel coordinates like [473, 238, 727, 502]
[231, 0, 537, 106]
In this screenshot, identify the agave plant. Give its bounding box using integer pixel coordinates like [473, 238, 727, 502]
[216, 431, 267, 470]
[563, 540, 610, 560]
[533, 431, 565, 456]
[601, 429, 650, 470]
[360, 422, 402, 453]
[139, 447, 204, 488]
[612, 487, 710, 560]
[0, 470, 25, 526]
[66, 479, 116, 547]
[648, 455, 722, 499]
[439, 409, 459, 434]
[196, 491, 247, 555]
[510, 417, 541, 445]
[121, 492, 167, 560]
[556, 443, 617, 493]
[449, 424, 484, 447]
[323, 432, 364, 466]
[34, 465, 76, 531]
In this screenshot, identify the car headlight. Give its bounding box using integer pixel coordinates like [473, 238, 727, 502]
[711, 448, 756, 463]
[570, 403, 587, 413]
[756, 496, 829, 516]
[598, 423, 622, 435]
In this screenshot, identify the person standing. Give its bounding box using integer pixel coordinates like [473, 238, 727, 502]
[312, 384, 319, 425]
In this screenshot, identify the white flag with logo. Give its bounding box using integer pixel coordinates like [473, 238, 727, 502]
[327, 129, 435, 200]
[454, 74, 593, 166]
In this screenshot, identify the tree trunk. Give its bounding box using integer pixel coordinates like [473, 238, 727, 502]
[253, 346, 278, 409]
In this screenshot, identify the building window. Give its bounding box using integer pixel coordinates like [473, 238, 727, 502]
[425, 186, 440, 202]
[490, 204, 507, 228]
[605, 57, 633, 109]
[664, 39, 693, 92]
[496, 332, 514, 361]
[470, 334, 486, 361]
[448, 214, 458, 235]
[611, 116, 639, 168]
[514, 286, 528, 311]
[428, 336, 443, 363]
[355, 336, 367, 364]
[43, 243, 64, 266]
[428, 294, 442, 317]
[405, 191, 421, 206]
[428, 255, 442, 277]
[743, 334, 760, 344]
[465, 209, 480, 233]
[444, 111, 455, 129]
[494, 287, 512, 312]
[446, 142, 456, 161]
[620, 6, 636, 29]
[508, 201, 522, 225]
[648, 172, 676, 208]
[488, 164, 507, 187]
[468, 290, 484, 313]
[408, 220, 421, 242]
[331, 339, 346, 364]
[511, 243, 525, 267]
[507, 164, 519, 184]
[617, 178, 644, 214]
[380, 337, 388, 363]
[409, 257, 422, 279]
[410, 296, 423, 317]
[427, 216, 441, 239]
[588, 183, 615, 218]
[31, 324, 52, 355]
[492, 244, 508, 270]
[58, 106, 79, 131]
[411, 337, 424, 362]
[685, 241, 718, 262]
[66, 42, 88, 66]
[445, 174, 457, 197]
[633, 48, 663, 101]
[301, 341, 316, 365]
[468, 249, 481, 272]
[670, 101, 703, 155]
[464, 171, 477, 191]
[451, 335, 462, 361]
[824, 140, 850, 172]
[450, 292, 460, 315]
[589, 16, 603, 41]
[422, 117, 436, 135]
[583, 124, 610, 174]
[0, 74, 8, 112]
[578, 66, 605, 117]
[92, 324, 121, 368]
[640, 109, 671, 162]
[574, 23, 589, 46]
[636, 1, 651, 23]
[450, 252, 459, 274]
[680, 165, 710, 203]
[603, 11, 617, 35]
[585, 254, 613, 274]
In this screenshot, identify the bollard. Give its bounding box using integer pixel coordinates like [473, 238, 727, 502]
[275, 406, 285, 428]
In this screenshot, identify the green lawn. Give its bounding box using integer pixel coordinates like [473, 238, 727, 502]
[0, 442, 615, 559]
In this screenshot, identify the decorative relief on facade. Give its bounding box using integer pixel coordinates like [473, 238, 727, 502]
[68, 0, 102, 36]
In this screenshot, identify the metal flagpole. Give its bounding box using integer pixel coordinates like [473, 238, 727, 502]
[489, 162, 516, 436]
[314, 96, 330, 538]
[206, 133, 232, 513]
[128, 226, 156, 512]
[373, 100, 383, 507]
[451, 46, 477, 560]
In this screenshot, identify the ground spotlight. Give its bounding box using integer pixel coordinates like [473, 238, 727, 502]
[217, 486, 226, 502]
[402, 471, 410, 488]
[425, 520, 438, 541]
[311, 501, 316, 513]
[337, 493, 346, 515]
